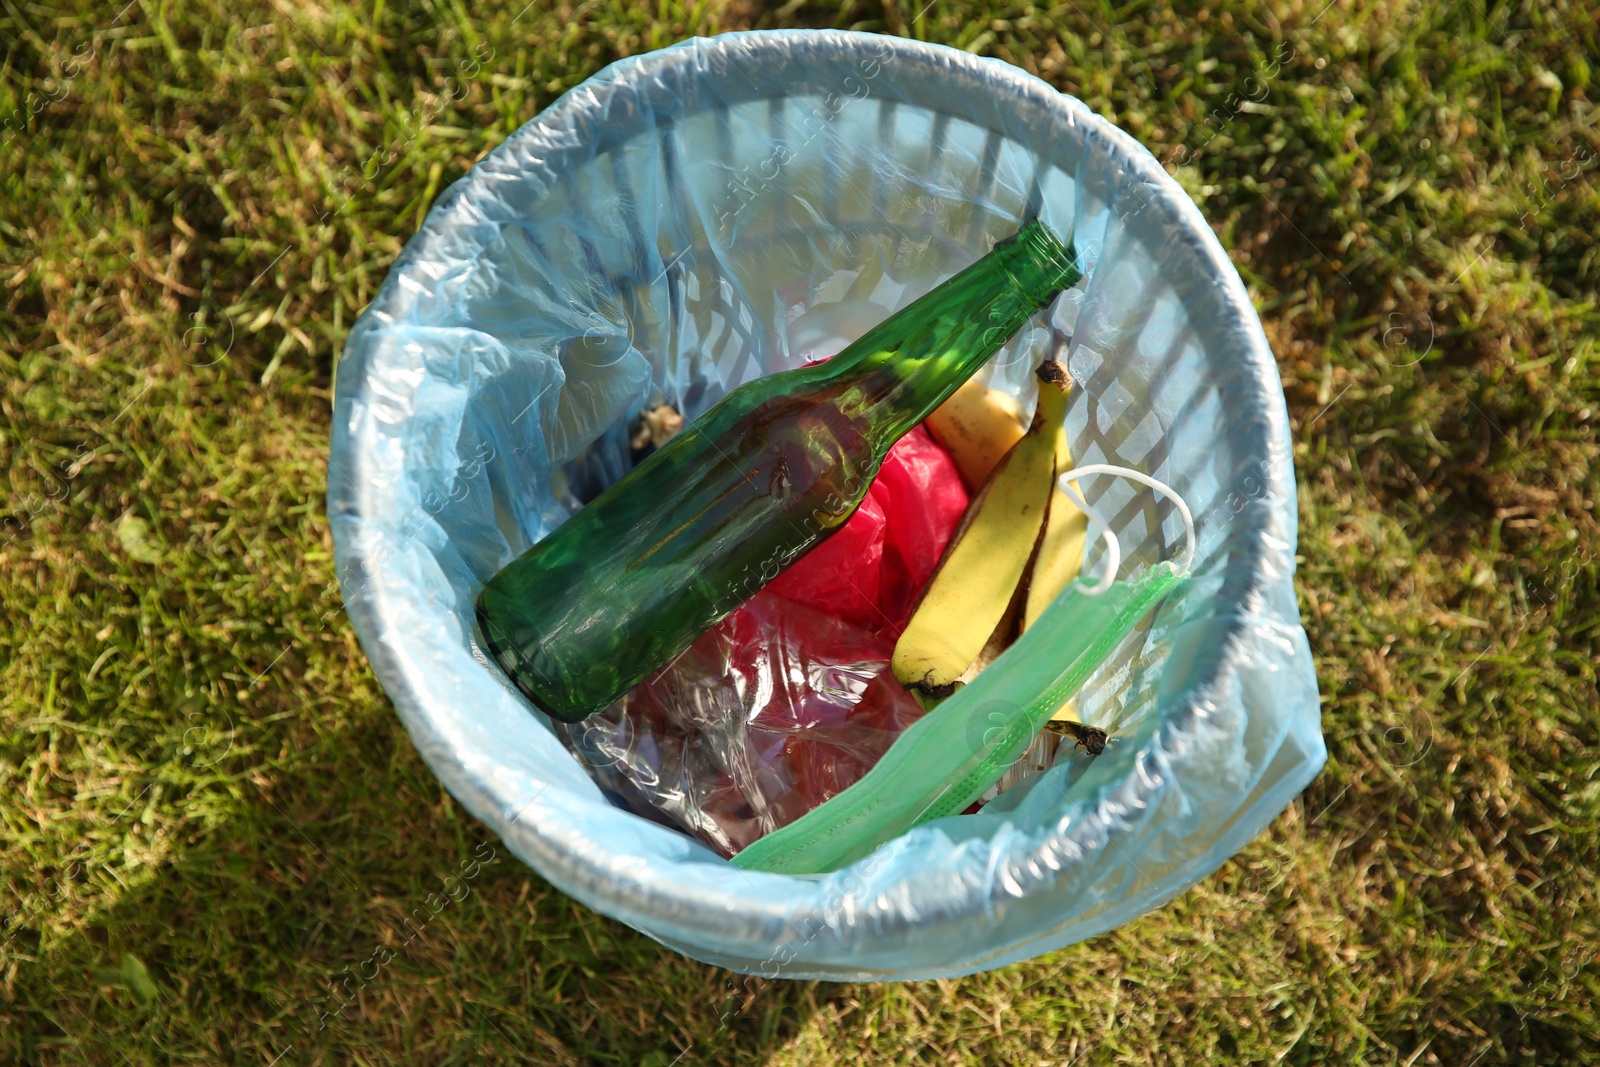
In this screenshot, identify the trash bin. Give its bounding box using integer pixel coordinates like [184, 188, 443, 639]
[327, 29, 1323, 980]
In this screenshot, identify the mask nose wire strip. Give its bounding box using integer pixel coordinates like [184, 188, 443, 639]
[1058, 464, 1196, 596]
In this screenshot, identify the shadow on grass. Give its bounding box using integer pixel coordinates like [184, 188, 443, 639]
[6, 705, 827, 1065]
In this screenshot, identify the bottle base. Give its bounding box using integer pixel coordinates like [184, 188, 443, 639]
[474, 598, 575, 723]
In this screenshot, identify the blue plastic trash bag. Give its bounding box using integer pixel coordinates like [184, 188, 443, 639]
[327, 29, 1323, 980]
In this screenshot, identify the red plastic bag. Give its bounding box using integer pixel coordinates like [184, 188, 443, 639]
[557, 425, 969, 856]
[765, 425, 968, 636]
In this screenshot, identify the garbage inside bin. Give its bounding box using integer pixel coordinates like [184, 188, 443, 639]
[734, 461, 1194, 874]
[555, 423, 968, 856]
[474, 219, 1079, 724]
[557, 360, 1157, 865]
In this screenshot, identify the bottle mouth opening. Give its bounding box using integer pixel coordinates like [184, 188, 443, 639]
[998, 218, 1082, 301]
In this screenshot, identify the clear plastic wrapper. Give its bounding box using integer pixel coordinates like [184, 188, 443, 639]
[558, 592, 922, 856]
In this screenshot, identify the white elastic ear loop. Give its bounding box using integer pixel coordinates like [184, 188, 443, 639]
[1058, 464, 1196, 596]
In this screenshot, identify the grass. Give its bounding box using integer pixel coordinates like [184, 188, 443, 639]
[1, 0, 1597, 1062]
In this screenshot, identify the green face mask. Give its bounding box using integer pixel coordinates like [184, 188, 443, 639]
[731, 464, 1195, 876]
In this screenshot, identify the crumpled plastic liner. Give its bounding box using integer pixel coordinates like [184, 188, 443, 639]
[556, 425, 968, 858]
[327, 29, 1324, 980]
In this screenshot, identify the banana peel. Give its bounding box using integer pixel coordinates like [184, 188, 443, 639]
[896, 359, 1103, 754]
[1023, 426, 1090, 632]
[1021, 365, 1091, 728]
[925, 377, 1027, 492]
[892, 362, 1069, 698]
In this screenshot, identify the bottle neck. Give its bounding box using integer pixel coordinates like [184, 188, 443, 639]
[993, 219, 1082, 306]
[822, 221, 1080, 453]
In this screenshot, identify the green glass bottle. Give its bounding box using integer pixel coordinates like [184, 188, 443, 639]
[477, 220, 1080, 722]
